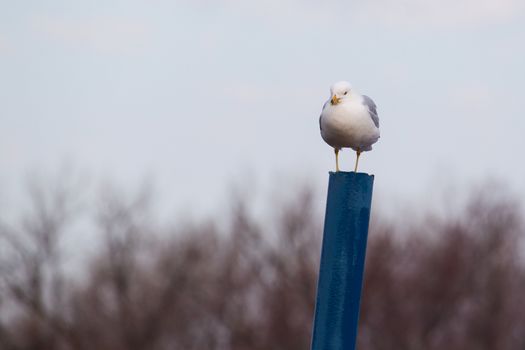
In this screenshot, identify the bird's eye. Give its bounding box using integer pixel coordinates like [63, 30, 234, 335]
[344, 91, 348, 95]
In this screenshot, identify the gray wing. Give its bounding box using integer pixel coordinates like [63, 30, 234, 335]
[362, 95, 379, 128]
[319, 100, 328, 132]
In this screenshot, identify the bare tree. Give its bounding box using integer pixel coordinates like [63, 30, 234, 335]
[1, 178, 524, 350]
[0, 176, 81, 349]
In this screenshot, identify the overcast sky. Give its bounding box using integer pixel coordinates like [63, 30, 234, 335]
[1, 0, 525, 217]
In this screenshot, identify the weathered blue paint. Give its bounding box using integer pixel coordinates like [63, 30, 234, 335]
[311, 171, 374, 350]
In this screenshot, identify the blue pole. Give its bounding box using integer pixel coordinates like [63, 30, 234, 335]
[311, 171, 374, 350]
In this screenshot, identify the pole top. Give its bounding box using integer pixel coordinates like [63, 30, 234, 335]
[328, 171, 374, 179]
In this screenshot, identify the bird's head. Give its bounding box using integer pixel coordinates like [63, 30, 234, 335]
[329, 81, 352, 105]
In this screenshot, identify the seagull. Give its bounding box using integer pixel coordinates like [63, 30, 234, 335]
[319, 81, 380, 172]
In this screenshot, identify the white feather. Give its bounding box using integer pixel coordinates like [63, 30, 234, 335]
[320, 81, 380, 152]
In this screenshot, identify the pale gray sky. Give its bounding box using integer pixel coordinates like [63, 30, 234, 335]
[1, 0, 525, 216]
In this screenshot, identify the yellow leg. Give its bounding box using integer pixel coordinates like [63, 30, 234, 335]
[334, 148, 340, 172]
[354, 150, 361, 173]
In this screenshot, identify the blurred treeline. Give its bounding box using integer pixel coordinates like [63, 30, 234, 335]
[1, 178, 525, 350]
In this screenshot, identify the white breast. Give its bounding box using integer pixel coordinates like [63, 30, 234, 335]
[320, 96, 380, 151]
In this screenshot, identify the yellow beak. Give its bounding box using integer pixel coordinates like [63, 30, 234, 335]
[331, 95, 340, 105]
